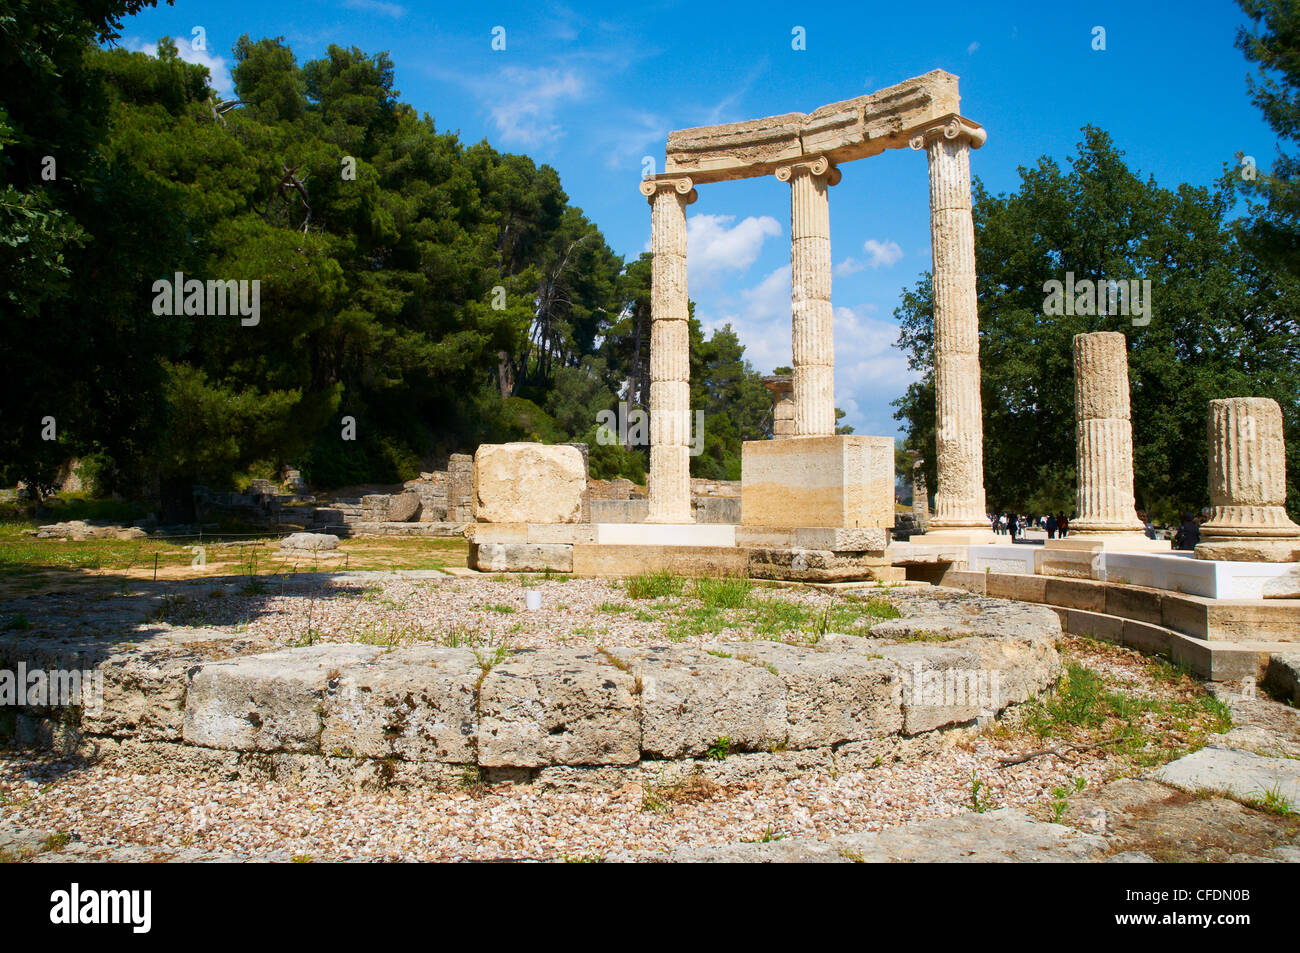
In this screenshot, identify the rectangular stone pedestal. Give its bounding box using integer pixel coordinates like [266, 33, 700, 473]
[740, 435, 893, 529]
[1040, 535, 1171, 578]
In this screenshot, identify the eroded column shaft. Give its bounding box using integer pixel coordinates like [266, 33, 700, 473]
[643, 179, 695, 523]
[788, 165, 835, 436]
[1071, 332, 1144, 533]
[1202, 397, 1300, 537]
[925, 133, 987, 527]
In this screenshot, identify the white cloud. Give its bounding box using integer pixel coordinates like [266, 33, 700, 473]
[484, 67, 585, 146]
[862, 238, 904, 269]
[131, 35, 233, 97]
[836, 240, 902, 274]
[684, 214, 781, 285]
[967, 41, 980, 55]
[343, 0, 406, 16]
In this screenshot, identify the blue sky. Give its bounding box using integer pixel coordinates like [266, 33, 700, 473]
[118, 0, 1275, 437]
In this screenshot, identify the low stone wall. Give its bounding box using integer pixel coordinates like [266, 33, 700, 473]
[0, 582, 1061, 790]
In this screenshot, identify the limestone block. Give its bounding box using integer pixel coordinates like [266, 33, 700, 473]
[468, 524, 596, 546]
[604, 647, 787, 758]
[478, 649, 639, 767]
[81, 649, 196, 742]
[281, 532, 340, 552]
[183, 645, 384, 753]
[385, 491, 421, 523]
[747, 548, 900, 583]
[741, 435, 894, 528]
[792, 526, 888, 552]
[321, 647, 479, 762]
[718, 641, 901, 748]
[570, 544, 747, 578]
[664, 71, 963, 183]
[473, 442, 585, 524]
[694, 497, 740, 524]
[469, 542, 573, 573]
[589, 498, 649, 523]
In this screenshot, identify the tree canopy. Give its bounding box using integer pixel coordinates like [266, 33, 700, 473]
[0, 5, 776, 498]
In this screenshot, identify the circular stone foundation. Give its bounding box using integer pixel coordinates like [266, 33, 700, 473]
[0, 573, 1062, 789]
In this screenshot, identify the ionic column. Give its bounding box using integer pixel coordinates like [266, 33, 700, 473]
[911, 119, 990, 533]
[776, 156, 840, 437]
[640, 175, 696, 524]
[1069, 332, 1146, 534]
[1196, 398, 1300, 562]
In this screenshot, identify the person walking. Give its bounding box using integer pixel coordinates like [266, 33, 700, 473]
[1046, 513, 1058, 539]
[1007, 512, 1019, 540]
[1174, 513, 1200, 551]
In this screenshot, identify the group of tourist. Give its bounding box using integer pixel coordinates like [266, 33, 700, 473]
[988, 509, 1208, 550]
[991, 512, 1072, 539]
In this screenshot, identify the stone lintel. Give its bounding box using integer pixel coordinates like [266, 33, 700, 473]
[663, 71, 980, 185]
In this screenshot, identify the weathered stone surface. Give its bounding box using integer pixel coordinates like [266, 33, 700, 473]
[625, 808, 1106, 863]
[80, 647, 198, 742]
[1066, 332, 1147, 538]
[184, 645, 383, 753]
[1154, 745, 1300, 806]
[571, 544, 747, 578]
[920, 119, 991, 537]
[473, 443, 585, 524]
[873, 642, 986, 733]
[603, 646, 787, 758]
[694, 496, 740, 524]
[741, 434, 894, 529]
[747, 548, 902, 583]
[2, 575, 1068, 782]
[793, 526, 888, 552]
[385, 491, 421, 523]
[782, 156, 838, 436]
[478, 649, 639, 767]
[719, 638, 901, 748]
[468, 542, 573, 573]
[590, 498, 649, 523]
[664, 70, 965, 184]
[321, 647, 479, 762]
[1196, 398, 1300, 563]
[281, 532, 340, 552]
[33, 520, 146, 541]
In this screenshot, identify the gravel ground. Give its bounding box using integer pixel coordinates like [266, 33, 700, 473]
[150, 575, 938, 651]
[0, 637, 1246, 862]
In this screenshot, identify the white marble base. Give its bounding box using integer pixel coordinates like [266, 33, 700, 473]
[1100, 551, 1297, 599]
[966, 545, 1037, 575]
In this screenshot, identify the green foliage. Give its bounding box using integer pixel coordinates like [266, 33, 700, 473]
[689, 322, 773, 480]
[693, 575, 753, 610]
[625, 570, 685, 600]
[0, 10, 801, 496]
